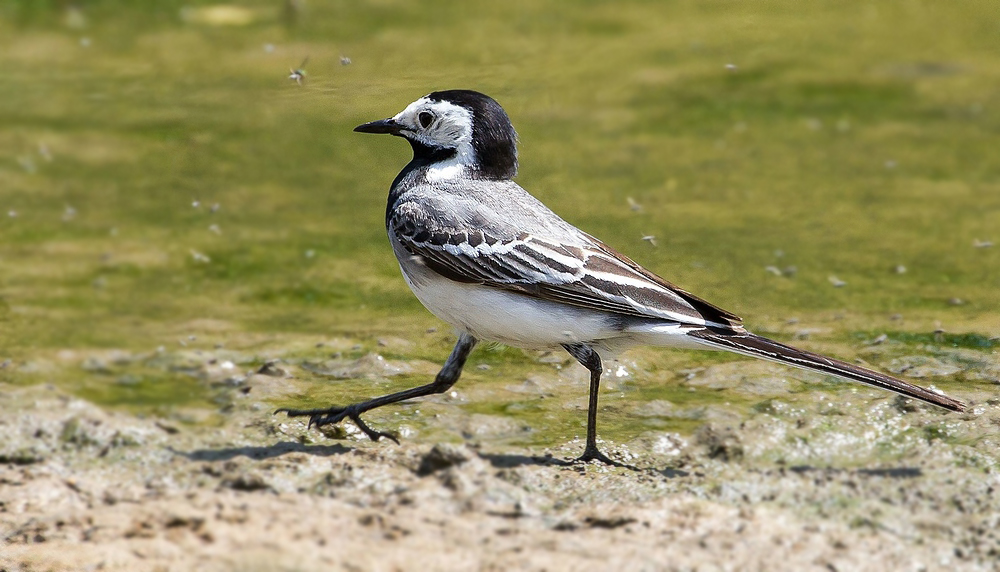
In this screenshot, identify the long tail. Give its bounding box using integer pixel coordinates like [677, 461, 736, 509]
[687, 329, 965, 412]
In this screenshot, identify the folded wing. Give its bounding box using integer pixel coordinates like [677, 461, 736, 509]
[390, 195, 742, 329]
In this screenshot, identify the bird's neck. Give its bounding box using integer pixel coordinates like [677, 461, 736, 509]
[384, 137, 515, 224]
[384, 140, 463, 225]
[392, 140, 462, 187]
[405, 136, 517, 183]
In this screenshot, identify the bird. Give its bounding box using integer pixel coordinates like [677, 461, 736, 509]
[276, 89, 965, 465]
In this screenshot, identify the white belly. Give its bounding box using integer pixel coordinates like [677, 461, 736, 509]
[393, 252, 614, 350]
[390, 237, 718, 356]
[407, 271, 617, 349]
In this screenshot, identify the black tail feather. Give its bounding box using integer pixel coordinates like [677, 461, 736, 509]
[687, 330, 965, 412]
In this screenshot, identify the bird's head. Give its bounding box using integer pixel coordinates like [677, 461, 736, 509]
[355, 89, 518, 181]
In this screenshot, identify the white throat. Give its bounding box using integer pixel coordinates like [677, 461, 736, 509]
[391, 97, 478, 181]
[426, 144, 475, 181]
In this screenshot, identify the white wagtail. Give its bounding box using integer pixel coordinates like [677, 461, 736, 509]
[278, 90, 964, 465]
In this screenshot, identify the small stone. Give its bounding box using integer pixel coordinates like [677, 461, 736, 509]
[222, 472, 271, 492]
[866, 333, 888, 346]
[0, 447, 45, 465]
[417, 443, 471, 476]
[257, 360, 289, 377]
[886, 356, 960, 378]
[584, 515, 637, 529]
[695, 424, 743, 462]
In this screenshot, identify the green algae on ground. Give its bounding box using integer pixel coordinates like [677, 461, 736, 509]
[0, 1, 997, 445]
[851, 330, 999, 350]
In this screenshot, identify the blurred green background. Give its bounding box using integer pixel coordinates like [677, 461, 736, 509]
[0, 1, 997, 429]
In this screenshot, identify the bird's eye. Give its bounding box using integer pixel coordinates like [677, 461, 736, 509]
[418, 111, 434, 129]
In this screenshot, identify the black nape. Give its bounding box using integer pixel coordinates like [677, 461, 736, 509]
[427, 89, 518, 181]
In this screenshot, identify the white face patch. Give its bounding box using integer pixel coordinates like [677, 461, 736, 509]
[393, 97, 476, 180]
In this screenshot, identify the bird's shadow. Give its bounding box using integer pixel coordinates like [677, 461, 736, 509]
[476, 452, 689, 477]
[477, 452, 565, 469]
[173, 442, 690, 477]
[788, 465, 923, 479]
[172, 441, 353, 462]
[652, 467, 691, 478]
[857, 467, 923, 478]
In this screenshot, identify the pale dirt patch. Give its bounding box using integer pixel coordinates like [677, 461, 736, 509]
[1, 378, 998, 571]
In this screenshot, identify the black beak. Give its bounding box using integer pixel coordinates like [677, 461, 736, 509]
[354, 118, 404, 135]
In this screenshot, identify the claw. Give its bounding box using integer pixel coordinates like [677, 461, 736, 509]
[274, 405, 397, 444]
[349, 412, 400, 444]
[572, 446, 635, 470]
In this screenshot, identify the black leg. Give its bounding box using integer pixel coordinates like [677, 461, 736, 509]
[277, 333, 478, 443]
[561, 343, 624, 467]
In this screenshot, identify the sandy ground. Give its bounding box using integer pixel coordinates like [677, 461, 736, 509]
[2, 353, 999, 572]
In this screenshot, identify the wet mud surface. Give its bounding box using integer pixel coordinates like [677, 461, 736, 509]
[2, 345, 999, 572]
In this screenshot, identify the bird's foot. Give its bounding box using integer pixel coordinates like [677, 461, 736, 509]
[275, 405, 399, 444]
[570, 445, 635, 469]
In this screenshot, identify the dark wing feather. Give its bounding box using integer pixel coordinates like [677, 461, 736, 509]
[390, 201, 742, 328]
[583, 235, 742, 327]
